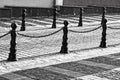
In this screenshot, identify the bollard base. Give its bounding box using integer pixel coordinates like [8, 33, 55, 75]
[99, 43, 107, 48]
[99, 46, 107, 48]
[7, 53, 17, 61]
[7, 59, 17, 61]
[60, 51, 68, 54]
[60, 52, 68, 54]
[60, 48, 68, 54]
[52, 24, 56, 28]
[20, 27, 25, 31]
[78, 24, 82, 27]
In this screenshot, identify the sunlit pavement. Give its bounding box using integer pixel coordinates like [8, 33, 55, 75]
[0, 14, 120, 80]
[0, 44, 120, 80]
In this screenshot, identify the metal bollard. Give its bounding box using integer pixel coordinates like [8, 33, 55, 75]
[99, 18, 107, 48]
[20, 9, 26, 31]
[78, 8, 83, 27]
[101, 7, 106, 25]
[52, 0, 56, 28]
[52, 7, 56, 28]
[7, 22, 17, 61]
[60, 20, 68, 54]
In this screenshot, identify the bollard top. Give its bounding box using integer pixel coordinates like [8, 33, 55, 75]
[64, 20, 69, 26]
[11, 21, 17, 30]
[23, 9, 26, 12]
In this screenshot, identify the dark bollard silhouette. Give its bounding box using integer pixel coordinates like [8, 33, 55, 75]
[101, 7, 105, 25]
[20, 9, 26, 31]
[7, 22, 17, 61]
[52, 0, 56, 28]
[52, 7, 56, 28]
[60, 20, 68, 54]
[99, 18, 107, 48]
[78, 8, 83, 26]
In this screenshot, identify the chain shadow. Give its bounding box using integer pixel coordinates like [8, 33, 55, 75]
[16, 42, 120, 61]
[0, 42, 120, 63]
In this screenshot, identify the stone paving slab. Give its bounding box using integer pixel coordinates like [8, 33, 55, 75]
[2, 73, 34, 80]
[1, 47, 120, 80]
[77, 60, 118, 70]
[0, 44, 120, 79]
[15, 68, 74, 80]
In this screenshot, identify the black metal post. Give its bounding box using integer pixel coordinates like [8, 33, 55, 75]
[60, 20, 68, 54]
[78, 8, 83, 26]
[52, 0, 56, 28]
[20, 9, 26, 31]
[7, 22, 17, 61]
[101, 7, 106, 25]
[99, 18, 107, 48]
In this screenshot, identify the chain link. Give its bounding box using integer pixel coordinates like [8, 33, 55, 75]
[108, 26, 120, 30]
[17, 27, 63, 38]
[0, 31, 10, 39]
[68, 26, 101, 33]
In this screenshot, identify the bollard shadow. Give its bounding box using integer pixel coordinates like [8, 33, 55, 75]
[18, 52, 60, 61]
[69, 42, 120, 53]
[0, 42, 120, 62]
[107, 42, 120, 47]
[69, 46, 99, 53]
[0, 52, 60, 63]
[0, 60, 8, 63]
[17, 42, 120, 61]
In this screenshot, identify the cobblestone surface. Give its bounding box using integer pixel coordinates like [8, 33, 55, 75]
[14, 68, 74, 80]
[0, 15, 119, 80]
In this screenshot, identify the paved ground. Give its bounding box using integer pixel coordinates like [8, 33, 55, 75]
[0, 44, 120, 80]
[0, 14, 119, 80]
